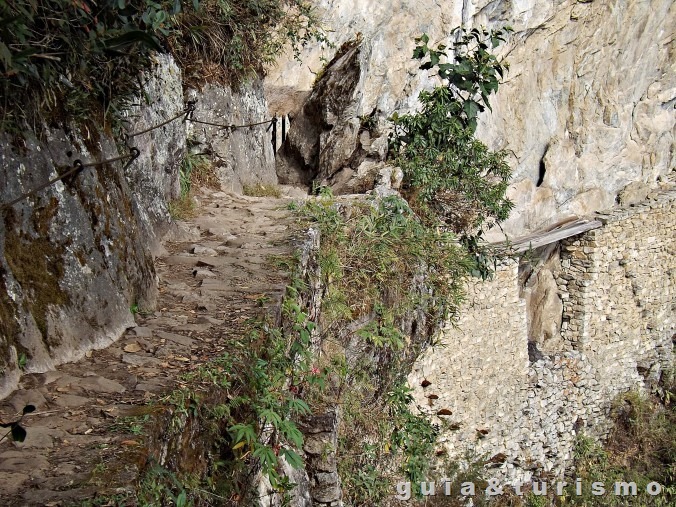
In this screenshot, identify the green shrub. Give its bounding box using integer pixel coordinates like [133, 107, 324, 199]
[295, 191, 473, 505]
[0, 0, 176, 131]
[0, 0, 329, 132]
[389, 27, 514, 276]
[168, 0, 331, 87]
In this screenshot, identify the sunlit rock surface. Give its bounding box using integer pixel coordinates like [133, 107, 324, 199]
[266, 0, 675, 237]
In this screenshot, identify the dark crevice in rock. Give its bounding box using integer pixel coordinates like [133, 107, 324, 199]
[536, 143, 549, 187]
[276, 38, 363, 189]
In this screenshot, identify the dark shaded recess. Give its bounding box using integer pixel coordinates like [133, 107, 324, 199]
[528, 341, 544, 362]
[536, 145, 548, 187]
[535, 142, 551, 188]
[536, 158, 546, 187]
[276, 38, 362, 186]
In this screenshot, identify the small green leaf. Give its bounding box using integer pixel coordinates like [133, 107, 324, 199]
[463, 100, 480, 121]
[0, 42, 12, 70]
[253, 445, 278, 471]
[280, 448, 304, 469]
[287, 398, 310, 415]
[259, 409, 282, 429]
[412, 46, 426, 60]
[280, 420, 304, 448]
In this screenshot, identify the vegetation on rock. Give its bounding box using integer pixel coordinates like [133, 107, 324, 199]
[294, 190, 468, 505]
[389, 27, 514, 278]
[0, 0, 328, 132]
[280, 28, 517, 505]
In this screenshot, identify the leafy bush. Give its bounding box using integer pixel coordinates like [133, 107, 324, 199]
[153, 275, 327, 502]
[295, 191, 473, 505]
[297, 192, 471, 331]
[168, 0, 331, 87]
[0, 0, 329, 132]
[389, 27, 514, 238]
[0, 0, 175, 131]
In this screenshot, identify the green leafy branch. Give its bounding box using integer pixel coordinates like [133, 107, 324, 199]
[389, 27, 515, 276]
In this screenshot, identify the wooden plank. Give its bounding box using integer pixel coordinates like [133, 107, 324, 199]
[491, 219, 603, 254]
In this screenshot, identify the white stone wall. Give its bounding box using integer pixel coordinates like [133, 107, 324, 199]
[409, 261, 531, 480]
[409, 190, 675, 484]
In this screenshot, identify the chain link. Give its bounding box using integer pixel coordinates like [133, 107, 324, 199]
[1, 97, 279, 210]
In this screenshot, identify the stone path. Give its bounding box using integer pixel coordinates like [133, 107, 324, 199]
[0, 189, 303, 505]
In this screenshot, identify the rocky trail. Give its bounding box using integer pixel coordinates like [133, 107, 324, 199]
[0, 189, 304, 506]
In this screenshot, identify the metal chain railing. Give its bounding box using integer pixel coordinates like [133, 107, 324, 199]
[0, 98, 282, 210]
[0, 148, 140, 211]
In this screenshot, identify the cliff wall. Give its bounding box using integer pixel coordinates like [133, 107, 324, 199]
[0, 54, 278, 398]
[0, 54, 186, 399]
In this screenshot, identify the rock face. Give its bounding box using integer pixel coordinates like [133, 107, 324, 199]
[277, 38, 389, 192]
[0, 55, 188, 398]
[0, 51, 284, 397]
[121, 53, 185, 250]
[187, 80, 277, 193]
[266, 0, 675, 236]
[0, 130, 159, 399]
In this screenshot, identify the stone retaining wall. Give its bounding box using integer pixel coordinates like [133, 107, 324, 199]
[409, 190, 676, 484]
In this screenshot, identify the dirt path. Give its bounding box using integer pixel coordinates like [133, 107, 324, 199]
[0, 189, 303, 505]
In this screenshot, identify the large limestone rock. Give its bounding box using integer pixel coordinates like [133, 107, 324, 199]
[276, 38, 388, 191]
[187, 80, 277, 193]
[122, 53, 185, 251]
[266, 0, 675, 236]
[0, 129, 158, 399]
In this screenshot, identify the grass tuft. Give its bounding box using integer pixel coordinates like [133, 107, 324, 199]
[242, 183, 282, 198]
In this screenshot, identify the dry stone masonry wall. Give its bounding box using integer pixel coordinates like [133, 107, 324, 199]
[409, 190, 676, 484]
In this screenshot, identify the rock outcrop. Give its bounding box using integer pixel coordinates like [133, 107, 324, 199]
[187, 80, 277, 193]
[0, 55, 188, 397]
[121, 53, 186, 249]
[0, 128, 160, 399]
[0, 46, 285, 397]
[276, 38, 389, 192]
[266, 0, 675, 236]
